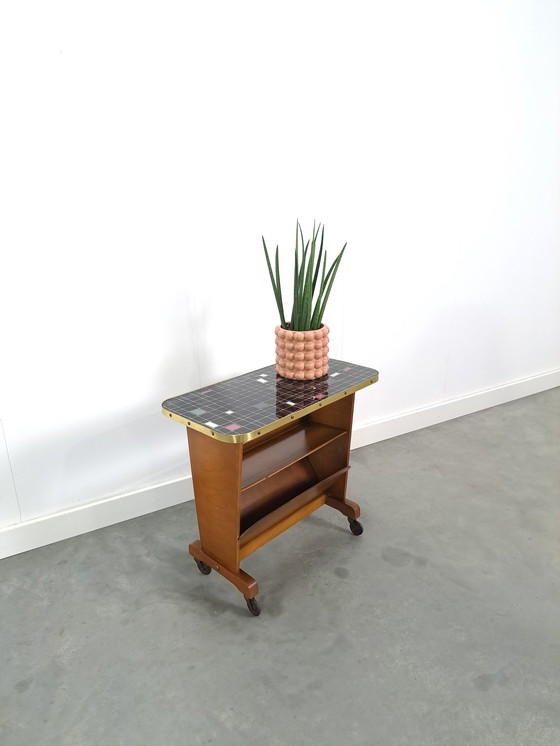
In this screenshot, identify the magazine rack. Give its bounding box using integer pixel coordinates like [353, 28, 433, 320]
[162, 360, 378, 616]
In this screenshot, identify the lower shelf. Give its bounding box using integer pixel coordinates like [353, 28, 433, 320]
[238, 466, 349, 559]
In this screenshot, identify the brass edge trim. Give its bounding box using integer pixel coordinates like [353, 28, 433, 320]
[161, 373, 379, 444]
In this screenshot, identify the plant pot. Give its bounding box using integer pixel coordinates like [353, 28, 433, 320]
[275, 324, 329, 380]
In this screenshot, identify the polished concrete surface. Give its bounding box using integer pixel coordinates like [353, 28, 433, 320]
[1, 388, 560, 746]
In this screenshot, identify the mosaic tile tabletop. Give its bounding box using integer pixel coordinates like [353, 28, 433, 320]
[162, 359, 379, 443]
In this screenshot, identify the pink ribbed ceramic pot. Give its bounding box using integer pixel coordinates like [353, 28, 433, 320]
[275, 324, 329, 380]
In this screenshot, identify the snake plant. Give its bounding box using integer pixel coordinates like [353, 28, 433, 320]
[262, 220, 346, 331]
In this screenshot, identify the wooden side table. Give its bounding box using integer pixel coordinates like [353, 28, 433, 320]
[162, 359, 379, 616]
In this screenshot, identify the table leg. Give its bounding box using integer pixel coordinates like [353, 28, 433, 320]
[189, 540, 259, 599]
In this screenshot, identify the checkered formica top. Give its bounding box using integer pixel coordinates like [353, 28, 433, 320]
[162, 359, 379, 443]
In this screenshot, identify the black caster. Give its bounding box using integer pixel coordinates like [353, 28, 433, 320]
[348, 518, 363, 536]
[246, 597, 261, 616]
[195, 559, 212, 575]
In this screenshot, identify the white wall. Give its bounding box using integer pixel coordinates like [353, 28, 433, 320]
[1, 1, 559, 554]
[0, 421, 19, 527]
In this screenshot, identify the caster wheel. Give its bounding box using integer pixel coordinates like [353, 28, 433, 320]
[246, 597, 261, 616]
[195, 559, 212, 575]
[349, 519, 363, 536]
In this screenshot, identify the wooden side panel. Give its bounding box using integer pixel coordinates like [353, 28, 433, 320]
[187, 428, 242, 572]
[307, 394, 355, 500]
[307, 393, 355, 433]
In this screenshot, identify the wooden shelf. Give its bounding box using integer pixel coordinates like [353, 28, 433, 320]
[239, 467, 350, 559]
[240, 458, 317, 533]
[241, 422, 346, 490]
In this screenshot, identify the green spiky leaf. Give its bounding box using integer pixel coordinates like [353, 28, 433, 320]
[262, 222, 346, 331]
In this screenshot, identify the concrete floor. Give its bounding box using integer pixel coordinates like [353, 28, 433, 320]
[1, 388, 560, 746]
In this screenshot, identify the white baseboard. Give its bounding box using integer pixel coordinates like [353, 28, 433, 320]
[1, 368, 558, 560]
[351, 368, 560, 449]
[0, 477, 193, 560]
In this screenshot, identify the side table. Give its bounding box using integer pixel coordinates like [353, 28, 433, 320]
[162, 359, 379, 616]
